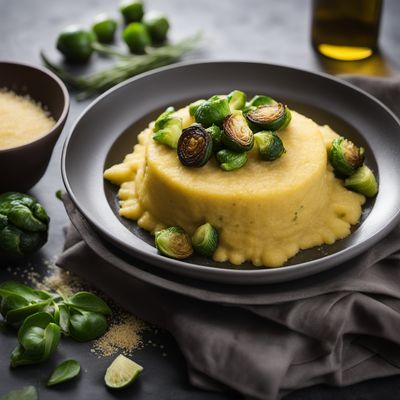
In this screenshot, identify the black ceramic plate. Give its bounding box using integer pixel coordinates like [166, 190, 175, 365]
[62, 61, 400, 284]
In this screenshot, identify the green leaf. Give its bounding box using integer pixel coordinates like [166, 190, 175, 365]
[11, 312, 60, 367]
[0, 386, 38, 400]
[43, 323, 61, 360]
[6, 299, 52, 327]
[47, 359, 81, 386]
[1, 294, 30, 318]
[58, 304, 70, 334]
[69, 310, 108, 342]
[0, 282, 46, 303]
[66, 292, 111, 315]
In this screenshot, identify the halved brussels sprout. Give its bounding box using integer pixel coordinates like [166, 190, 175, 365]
[328, 137, 365, 176]
[243, 95, 276, 114]
[191, 223, 219, 257]
[248, 95, 276, 107]
[227, 90, 246, 111]
[246, 103, 290, 131]
[194, 97, 230, 128]
[177, 125, 213, 167]
[254, 131, 285, 161]
[216, 149, 248, 171]
[153, 107, 182, 149]
[189, 99, 206, 116]
[222, 111, 254, 152]
[155, 227, 193, 259]
[206, 124, 223, 153]
[344, 165, 378, 197]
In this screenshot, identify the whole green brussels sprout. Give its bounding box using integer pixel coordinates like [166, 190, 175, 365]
[0, 192, 49, 256]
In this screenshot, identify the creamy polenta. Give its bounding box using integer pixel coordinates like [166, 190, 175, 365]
[104, 107, 365, 268]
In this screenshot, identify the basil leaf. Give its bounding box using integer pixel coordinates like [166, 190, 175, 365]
[43, 323, 61, 360]
[6, 299, 52, 327]
[69, 310, 107, 342]
[1, 294, 29, 317]
[11, 312, 60, 367]
[0, 282, 43, 302]
[47, 359, 81, 386]
[66, 292, 111, 315]
[58, 304, 70, 334]
[0, 386, 37, 400]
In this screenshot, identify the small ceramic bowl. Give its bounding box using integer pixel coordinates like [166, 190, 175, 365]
[0, 61, 69, 191]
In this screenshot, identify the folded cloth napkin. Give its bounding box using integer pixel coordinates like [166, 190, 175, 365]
[57, 75, 400, 400]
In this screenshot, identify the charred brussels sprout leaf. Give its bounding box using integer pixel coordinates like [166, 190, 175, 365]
[153, 107, 182, 149]
[344, 165, 378, 197]
[222, 111, 254, 152]
[191, 223, 219, 257]
[0, 192, 49, 256]
[216, 149, 248, 171]
[246, 103, 291, 131]
[177, 125, 213, 167]
[254, 131, 285, 161]
[328, 137, 365, 177]
[143, 12, 170, 43]
[194, 97, 230, 128]
[155, 227, 193, 259]
[206, 124, 223, 153]
[227, 90, 246, 111]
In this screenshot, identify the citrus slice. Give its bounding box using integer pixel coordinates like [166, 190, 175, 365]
[104, 354, 143, 389]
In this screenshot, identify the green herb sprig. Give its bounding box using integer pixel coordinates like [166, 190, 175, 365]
[0, 281, 111, 368]
[41, 34, 200, 100]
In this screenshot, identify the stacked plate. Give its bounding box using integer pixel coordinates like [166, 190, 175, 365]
[62, 61, 400, 290]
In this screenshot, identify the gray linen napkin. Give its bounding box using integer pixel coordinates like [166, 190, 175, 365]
[57, 75, 400, 400]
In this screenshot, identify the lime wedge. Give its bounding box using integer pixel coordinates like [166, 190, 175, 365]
[104, 354, 143, 389]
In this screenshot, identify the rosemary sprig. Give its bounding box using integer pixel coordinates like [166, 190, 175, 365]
[41, 34, 200, 99]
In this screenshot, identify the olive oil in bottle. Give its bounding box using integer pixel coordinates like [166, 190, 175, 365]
[311, 0, 382, 61]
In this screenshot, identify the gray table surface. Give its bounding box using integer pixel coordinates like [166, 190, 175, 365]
[1, 0, 400, 398]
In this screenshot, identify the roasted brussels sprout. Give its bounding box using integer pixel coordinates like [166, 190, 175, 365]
[120, 0, 144, 23]
[143, 12, 170, 43]
[222, 111, 254, 152]
[56, 26, 96, 63]
[194, 97, 231, 128]
[92, 14, 117, 43]
[246, 103, 291, 131]
[189, 99, 206, 116]
[227, 90, 247, 111]
[328, 137, 365, 176]
[177, 125, 213, 167]
[153, 107, 182, 149]
[344, 165, 378, 197]
[155, 227, 193, 259]
[206, 124, 223, 153]
[191, 223, 219, 257]
[216, 149, 248, 171]
[248, 95, 276, 107]
[254, 131, 285, 161]
[122, 22, 151, 53]
[0, 192, 49, 256]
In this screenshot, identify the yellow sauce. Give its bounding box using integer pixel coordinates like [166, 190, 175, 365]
[104, 107, 365, 268]
[0, 89, 55, 150]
